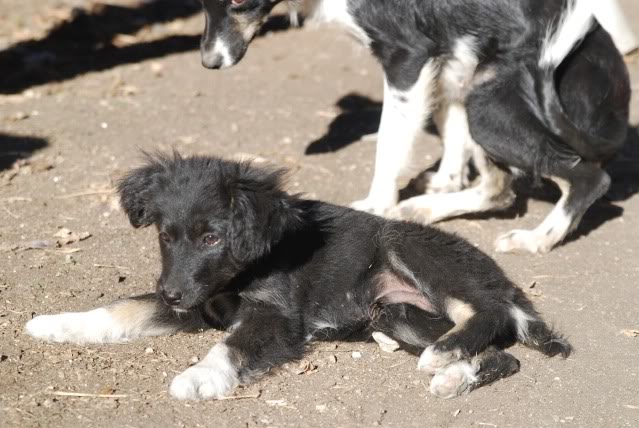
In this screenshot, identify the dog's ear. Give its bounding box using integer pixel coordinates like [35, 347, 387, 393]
[117, 161, 164, 228]
[227, 163, 302, 263]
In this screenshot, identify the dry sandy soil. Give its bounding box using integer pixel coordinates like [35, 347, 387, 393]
[1, 1, 638, 427]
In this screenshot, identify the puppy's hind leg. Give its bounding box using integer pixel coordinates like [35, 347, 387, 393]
[26, 294, 202, 344]
[429, 347, 520, 399]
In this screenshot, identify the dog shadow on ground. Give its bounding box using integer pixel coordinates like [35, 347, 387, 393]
[0, 0, 296, 95]
[308, 93, 639, 245]
[0, 133, 49, 171]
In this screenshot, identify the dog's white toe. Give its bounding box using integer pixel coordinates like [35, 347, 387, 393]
[495, 230, 549, 254]
[429, 360, 478, 399]
[417, 345, 461, 374]
[170, 343, 239, 400]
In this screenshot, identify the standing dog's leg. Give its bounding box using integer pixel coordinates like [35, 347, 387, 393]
[422, 102, 473, 194]
[25, 294, 204, 344]
[352, 60, 438, 215]
[495, 162, 610, 254]
[170, 305, 305, 400]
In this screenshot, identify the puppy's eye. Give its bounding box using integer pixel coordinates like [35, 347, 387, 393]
[203, 234, 220, 246]
[159, 232, 171, 243]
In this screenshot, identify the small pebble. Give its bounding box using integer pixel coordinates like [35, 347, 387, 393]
[144, 347, 154, 354]
[352, 351, 362, 359]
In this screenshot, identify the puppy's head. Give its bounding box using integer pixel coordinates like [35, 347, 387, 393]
[117, 153, 301, 310]
[199, 0, 282, 69]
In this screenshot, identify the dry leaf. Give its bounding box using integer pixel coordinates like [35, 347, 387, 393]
[621, 329, 639, 338]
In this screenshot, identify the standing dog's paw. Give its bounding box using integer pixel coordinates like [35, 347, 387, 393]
[429, 360, 478, 399]
[351, 196, 395, 216]
[495, 230, 550, 254]
[170, 343, 239, 400]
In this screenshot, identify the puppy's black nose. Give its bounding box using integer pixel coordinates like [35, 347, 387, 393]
[161, 290, 182, 306]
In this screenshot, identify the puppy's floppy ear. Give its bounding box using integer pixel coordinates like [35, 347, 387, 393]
[117, 161, 164, 228]
[227, 162, 302, 263]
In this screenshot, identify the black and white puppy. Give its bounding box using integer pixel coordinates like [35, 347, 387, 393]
[197, 0, 631, 254]
[26, 155, 571, 400]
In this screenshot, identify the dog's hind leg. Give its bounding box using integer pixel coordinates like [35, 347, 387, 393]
[495, 162, 610, 254]
[429, 347, 520, 399]
[388, 144, 515, 224]
[417, 298, 511, 374]
[25, 294, 203, 344]
[352, 59, 438, 215]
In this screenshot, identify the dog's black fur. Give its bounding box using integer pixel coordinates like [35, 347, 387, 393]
[196, 0, 631, 254]
[26, 154, 572, 400]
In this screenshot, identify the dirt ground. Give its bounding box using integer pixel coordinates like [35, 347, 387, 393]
[1, 1, 638, 427]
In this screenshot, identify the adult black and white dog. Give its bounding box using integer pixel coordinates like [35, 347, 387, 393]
[197, 0, 630, 254]
[26, 155, 571, 400]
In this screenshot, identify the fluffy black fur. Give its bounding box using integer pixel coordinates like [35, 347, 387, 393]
[115, 154, 571, 397]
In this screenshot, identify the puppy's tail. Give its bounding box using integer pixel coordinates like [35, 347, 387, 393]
[537, 0, 624, 162]
[510, 292, 573, 358]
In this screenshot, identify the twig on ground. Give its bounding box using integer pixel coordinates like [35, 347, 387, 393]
[94, 264, 130, 270]
[50, 391, 128, 398]
[216, 393, 261, 401]
[55, 189, 114, 199]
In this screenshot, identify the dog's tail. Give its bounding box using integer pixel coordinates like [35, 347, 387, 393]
[509, 291, 573, 358]
[537, 0, 624, 162]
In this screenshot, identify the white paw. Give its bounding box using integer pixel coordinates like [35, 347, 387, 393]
[495, 230, 549, 254]
[372, 332, 400, 353]
[429, 360, 478, 399]
[422, 171, 466, 194]
[25, 315, 70, 342]
[387, 200, 438, 224]
[25, 309, 126, 344]
[417, 346, 461, 374]
[170, 343, 239, 400]
[351, 197, 394, 216]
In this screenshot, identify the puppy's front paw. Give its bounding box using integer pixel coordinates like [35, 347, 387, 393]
[26, 314, 70, 342]
[170, 343, 239, 400]
[429, 360, 478, 399]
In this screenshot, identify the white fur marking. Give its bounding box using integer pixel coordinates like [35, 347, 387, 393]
[210, 38, 233, 69]
[310, 0, 370, 45]
[510, 306, 535, 341]
[170, 343, 239, 400]
[540, 0, 595, 68]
